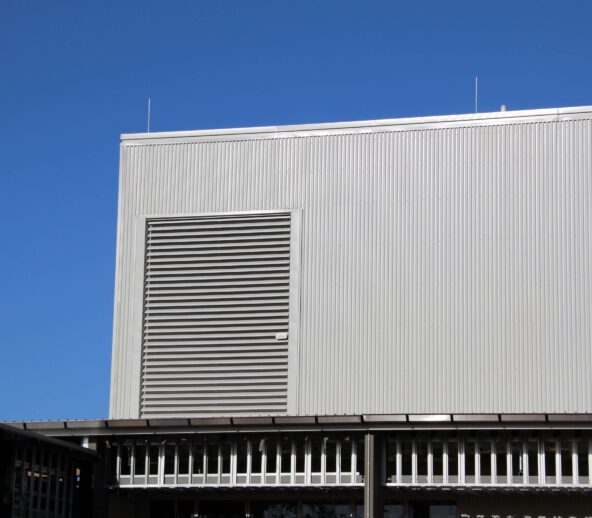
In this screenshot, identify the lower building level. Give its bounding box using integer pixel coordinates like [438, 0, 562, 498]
[106, 490, 592, 518]
[4, 414, 592, 518]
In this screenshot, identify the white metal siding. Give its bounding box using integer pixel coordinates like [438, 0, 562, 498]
[141, 213, 292, 417]
[110, 108, 592, 418]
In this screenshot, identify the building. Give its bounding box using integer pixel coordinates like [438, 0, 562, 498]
[0, 423, 95, 518]
[6, 106, 592, 517]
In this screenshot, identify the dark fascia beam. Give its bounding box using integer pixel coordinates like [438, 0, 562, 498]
[9, 413, 592, 436]
[500, 414, 547, 423]
[452, 414, 500, 423]
[232, 417, 274, 425]
[274, 416, 316, 425]
[318, 416, 362, 424]
[408, 414, 452, 423]
[66, 420, 107, 430]
[363, 415, 406, 423]
[107, 419, 148, 428]
[149, 419, 190, 428]
[548, 414, 592, 422]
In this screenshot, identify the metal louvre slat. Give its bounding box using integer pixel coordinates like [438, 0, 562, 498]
[144, 374, 287, 381]
[144, 352, 289, 363]
[141, 213, 291, 417]
[146, 298, 288, 306]
[144, 339, 287, 348]
[146, 311, 288, 319]
[147, 260, 290, 270]
[143, 388, 287, 398]
[149, 239, 290, 250]
[147, 253, 289, 264]
[147, 272, 289, 282]
[143, 400, 288, 407]
[145, 363, 288, 371]
[145, 350, 288, 359]
[147, 243, 290, 254]
[144, 378, 286, 386]
[145, 319, 288, 326]
[145, 281, 289, 290]
[147, 220, 290, 231]
[142, 407, 287, 417]
[146, 300, 288, 308]
[146, 288, 288, 297]
[145, 334, 287, 340]
[146, 323, 287, 332]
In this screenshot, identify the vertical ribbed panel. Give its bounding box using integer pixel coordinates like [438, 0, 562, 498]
[140, 213, 291, 417]
[110, 110, 592, 418]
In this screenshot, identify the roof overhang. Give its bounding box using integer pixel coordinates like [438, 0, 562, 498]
[6, 413, 592, 438]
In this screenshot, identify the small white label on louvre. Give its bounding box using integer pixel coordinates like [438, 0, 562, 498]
[275, 332, 288, 340]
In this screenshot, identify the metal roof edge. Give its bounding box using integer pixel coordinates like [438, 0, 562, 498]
[120, 105, 592, 142]
[11, 413, 592, 434]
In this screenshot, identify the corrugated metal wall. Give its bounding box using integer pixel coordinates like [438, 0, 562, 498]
[110, 109, 592, 418]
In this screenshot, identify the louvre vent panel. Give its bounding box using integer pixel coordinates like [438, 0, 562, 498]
[140, 213, 291, 418]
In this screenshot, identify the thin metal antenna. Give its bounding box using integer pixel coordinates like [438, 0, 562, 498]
[474, 77, 478, 113]
[147, 97, 151, 133]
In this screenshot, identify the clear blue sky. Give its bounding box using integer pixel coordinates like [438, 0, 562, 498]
[1, 1, 591, 421]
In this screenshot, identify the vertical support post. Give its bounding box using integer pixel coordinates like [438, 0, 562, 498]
[54, 451, 62, 516]
[188, 444, 194, 485]
[588, 439, 592, 486]
[276, 440, 281, 484]
[364, 432, 383, 518]
[475, 441, 480, 485]
[459, 439, 465, 485]
[28, 447, 36, 515]
[231, 439, 237, 487]
[130, 444, 136, 484]
[442, 441, 448, 484]
[522, 441, 528, 485]
[173, 444, 179, 486]
[247, 440, 252, 484]
[396, 440, 402, 485]
[427, 440, 433, 485]
[158, 445, 165, 486]
[351, 439, 357, 483]
[37, 449, 45, 516]
[321, 437, 326, 485]
[380, 438, 387, 487]
[115, 444, 121, 484]
[67, 459, 74, 518]
[262, 439, 267, 483]
[335, 440, 341, 484]
[217, 444, 222, 485]
[20, 447, 28, 514]
[555, 439, 561, 485]
[90, 438, 109, 518]
[572, 438, 578, 483]
[411, 439, 417, 485]
[538, 438, 544, 486]
[505, 440, 512, 485]
[298, 440, 306, 484]
[62, 455, 70, 518]
[491, 439, 497, 485]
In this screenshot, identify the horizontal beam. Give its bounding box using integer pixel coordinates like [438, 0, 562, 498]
[6, 414, 592, 437]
